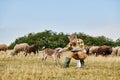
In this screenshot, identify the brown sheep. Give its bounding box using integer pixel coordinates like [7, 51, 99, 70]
[28, 45, 39, 55]
[11, 43, 29, 56]
[0, 44, 7, 52]
[96, 45, 112, 57]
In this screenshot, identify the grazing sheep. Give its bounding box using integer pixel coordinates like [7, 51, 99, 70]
[84, 45, 91, 55]
[0, 44, 7, 52]
[89, 46, 100, 55]
[117, 48, 120, 56]
[111, 46, 120, 56]
[28, 45, 39, 55]
[11, 43, 29, 56]
[96, 45, 112, 57]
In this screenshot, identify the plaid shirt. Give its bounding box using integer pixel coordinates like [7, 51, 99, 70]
[64, 39, 84, 51]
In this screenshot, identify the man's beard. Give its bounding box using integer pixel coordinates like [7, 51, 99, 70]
[71, 42, 76, 46]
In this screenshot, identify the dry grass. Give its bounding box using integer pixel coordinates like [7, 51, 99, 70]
[0, 50, 120, 80]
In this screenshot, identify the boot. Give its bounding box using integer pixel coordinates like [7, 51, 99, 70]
[80, 59, 84, 68]
[63, 57, 71, 68]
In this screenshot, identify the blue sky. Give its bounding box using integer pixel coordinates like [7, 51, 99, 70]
[0, 0, 120, 45]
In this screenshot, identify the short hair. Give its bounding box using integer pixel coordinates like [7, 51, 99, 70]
[70, 34, 77, 39]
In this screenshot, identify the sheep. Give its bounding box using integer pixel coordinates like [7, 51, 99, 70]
[111, 46, 120, 56]
[0, 44, 7, 52]
[28, 44, 39, 55]
[11, 43, 29, 56]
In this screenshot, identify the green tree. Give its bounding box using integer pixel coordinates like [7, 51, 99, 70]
[8, 30, 117, 50]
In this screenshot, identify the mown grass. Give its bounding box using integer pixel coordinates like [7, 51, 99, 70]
[0, 51, 120, 80]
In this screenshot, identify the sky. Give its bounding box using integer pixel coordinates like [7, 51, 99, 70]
[0, 0, 120, 45]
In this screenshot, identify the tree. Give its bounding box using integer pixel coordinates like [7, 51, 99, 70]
[8, 30, 117, 49]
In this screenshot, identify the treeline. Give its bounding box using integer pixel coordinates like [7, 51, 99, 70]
[8, 30, 120, 50]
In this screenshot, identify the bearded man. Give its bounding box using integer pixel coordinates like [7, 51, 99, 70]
[60, 34, 87, 68]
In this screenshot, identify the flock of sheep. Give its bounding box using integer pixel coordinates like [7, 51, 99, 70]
[0, 43, 39, 56]
[0, 43, 120, 56]
[0, 43, 120, 57]
[85, 45, 120, 57]
[0, 43, 63, 66]
[0, 43, 120, 67]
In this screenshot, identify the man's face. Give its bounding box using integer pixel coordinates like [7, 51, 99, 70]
[70, 38, 77, 45]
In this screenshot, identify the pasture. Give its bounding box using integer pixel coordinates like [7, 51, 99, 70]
[0, 50, 120, 80]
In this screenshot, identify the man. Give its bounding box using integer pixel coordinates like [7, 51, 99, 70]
[60, 34, 87, 68]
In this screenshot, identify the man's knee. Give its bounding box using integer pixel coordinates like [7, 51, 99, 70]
[69, 52, 74, 58]
[78, 52, 87, 60]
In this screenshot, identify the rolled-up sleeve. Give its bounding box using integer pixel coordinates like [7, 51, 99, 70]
[78, 39, 85, 50]
[64, 43, 72, 51]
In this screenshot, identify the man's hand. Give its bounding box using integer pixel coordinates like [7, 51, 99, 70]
[58, 49, 65, 53]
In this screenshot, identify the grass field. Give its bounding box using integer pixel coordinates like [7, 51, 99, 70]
[0, 51, 120, 80]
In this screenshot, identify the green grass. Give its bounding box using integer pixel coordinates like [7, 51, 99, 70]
[0, 51, 120, 80]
